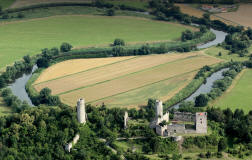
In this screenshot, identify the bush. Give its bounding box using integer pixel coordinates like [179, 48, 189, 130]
[217, 152, 223, 158]
[17, 13, 25, 18]
[60, 42, 73, 52]
[218, 138, 227, 152]
[1, 88, 12, 97]
[112, 46, 125, 57]
[106, 8, 115, 16]
[36, 58, 49, 68]
[113, 39, 125, 46]
[0, 77, 6, 88]
[2, 14, 9, 19]
[195, 94, 208, 107]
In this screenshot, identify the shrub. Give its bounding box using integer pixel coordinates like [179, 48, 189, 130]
[60, 42, 73, 52]
[217, 152, 223, 158]
[106, 8, 115, 16]
[0, 77, 6, 88]
[17, 13, 25, 18]
[112, 46, 125, 57]
[2, 14, 9, 19]
[1, 88, 12, 97]
[36, 58, 49, 68]
[113, 39, 125, 46]
[218, 138, 227, 152]
[195, 94, 208, 107]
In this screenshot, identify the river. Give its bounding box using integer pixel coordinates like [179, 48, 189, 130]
[171, 68, 229, 109]
[8, 65, 38, 106]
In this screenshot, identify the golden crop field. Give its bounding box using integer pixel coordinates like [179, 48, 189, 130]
[34, 52, 201, 94]
[35, 56, 135, 84]
[73, 71, 197, 108]
[216, 4, 252, 28]
[34, 52, 222, 107]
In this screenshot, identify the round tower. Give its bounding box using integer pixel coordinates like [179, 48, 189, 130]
[77, 98, 86, 124]
[155, 100, 163, 118]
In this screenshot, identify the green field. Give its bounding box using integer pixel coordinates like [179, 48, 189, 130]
[213, 69, 252, 113]
[204, 46, 250, 62]
[0, 0, 15, 9]
[108, 0, 148, 10]
[0, 15, 193, 69]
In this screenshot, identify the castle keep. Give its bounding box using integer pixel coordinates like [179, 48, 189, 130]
[151, 100, 207, 136]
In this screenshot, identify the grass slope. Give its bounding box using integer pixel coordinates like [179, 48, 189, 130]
[0, 15, 193, 69]
[204, 46, 249, 62]
[213, 69, 252, 113]
[0, 0, 16, 9]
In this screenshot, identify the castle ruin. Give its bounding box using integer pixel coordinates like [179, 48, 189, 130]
[65, 98, 87, 152]
[151, 100, 207, 136]
[65, 134, 80, 152]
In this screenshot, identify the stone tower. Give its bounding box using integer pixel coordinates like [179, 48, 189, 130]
[124, 111, 129, 129]
[195, 112, 207, 133]
[155, 100, 163, 118]
[77, 98, 86, 124]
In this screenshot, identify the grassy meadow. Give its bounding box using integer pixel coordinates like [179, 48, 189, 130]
[0, 15, 193, 69]
[107, 0, 148, 10]
[0, 0, 15, 9]
[204, 46, 250, 62]
[213, 69, 252, 113]
[33, 52, 222, 108]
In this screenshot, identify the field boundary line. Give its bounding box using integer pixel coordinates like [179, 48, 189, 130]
[86, 70, 198, 104]
[34, 56, 138, 85]
[57, 54, 203, 96]
[89, 72, 196, 107]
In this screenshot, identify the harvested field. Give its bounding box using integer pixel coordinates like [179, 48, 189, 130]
[35, 52, 203, 94]
[35, 56, 135, 84]
[34, 52, 222, 107]
[216, 4, 252, 28]
[92, 71, 196, 108]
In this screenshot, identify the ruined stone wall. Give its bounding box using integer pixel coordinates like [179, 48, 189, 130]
[156, 125, 167, 136]
[167, 124, 186, 134]
[173, 112, 196, 122]
[155, 100, 163, 118]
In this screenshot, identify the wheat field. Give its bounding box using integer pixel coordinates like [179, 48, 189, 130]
[34, 52, 222, 107]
